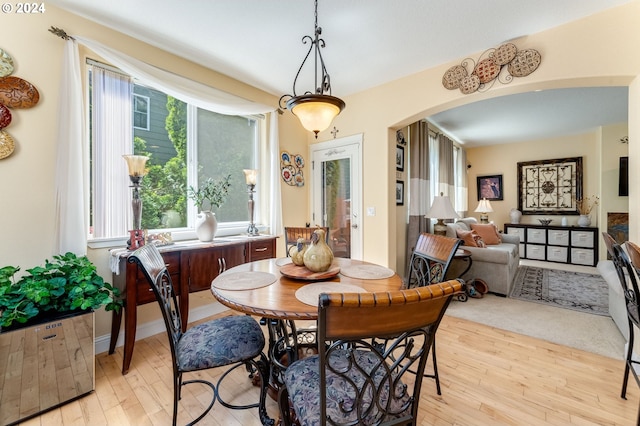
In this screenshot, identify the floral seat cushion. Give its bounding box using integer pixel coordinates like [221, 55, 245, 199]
[177, 315, 265, 371]
[283, 348, 412, 425]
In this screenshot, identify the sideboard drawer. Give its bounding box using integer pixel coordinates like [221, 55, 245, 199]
[248, 239, 276, 261]
[547, 246, 568, 263]
[548, 230, 569, 246]
[527, 244, 546, 260]
[571, 248, 595, 266]
[571, 230, 595, 248]
[507, 227, 525, 241]
[527, 228, 547, 244]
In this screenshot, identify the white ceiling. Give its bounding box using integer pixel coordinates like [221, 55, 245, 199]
[48, 0, 631, 146]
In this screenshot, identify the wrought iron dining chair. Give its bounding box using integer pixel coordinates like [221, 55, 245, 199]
[402, 232, 462, 395]
[284, 226, 329, 256]
[277, 279, 463, 426]
[620, 240, 640, 425]
[128, 244, 272, 426]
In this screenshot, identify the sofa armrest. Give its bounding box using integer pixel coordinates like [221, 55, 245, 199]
[500, 233, 520, 245]
[462, 245, 510, 263]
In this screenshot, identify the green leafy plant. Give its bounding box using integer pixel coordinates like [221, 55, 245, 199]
[187, 174, 232, 212]
[0, 253, 122, 328]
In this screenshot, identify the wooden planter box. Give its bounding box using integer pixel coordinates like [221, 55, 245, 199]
[0, 310, 95, 425]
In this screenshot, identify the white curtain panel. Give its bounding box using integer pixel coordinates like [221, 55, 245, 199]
[54, 40, 87, 255]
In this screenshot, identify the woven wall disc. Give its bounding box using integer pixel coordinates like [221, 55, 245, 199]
[508, 49, 541, 77]
[0, 76, 40, 108]
[0, 129, 15, 159]
[0, 49, 13, 78]
[472, 58, 501, 84]
[442, 65, 468, 90]
[493, 43, 517, 65]
[0, 104, 11, 129]
[458, 75, 480, 94]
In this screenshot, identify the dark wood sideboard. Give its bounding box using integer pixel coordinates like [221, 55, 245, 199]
[110, 235, 277, 374]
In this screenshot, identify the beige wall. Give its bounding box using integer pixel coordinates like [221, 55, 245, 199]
[2, 3, 640, 343]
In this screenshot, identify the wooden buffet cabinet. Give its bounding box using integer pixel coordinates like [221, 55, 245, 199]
[110, 235, 277, 374]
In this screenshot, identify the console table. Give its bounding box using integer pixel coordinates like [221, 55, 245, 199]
[504, 224, 598, 267]
[109, 235, 277, 374]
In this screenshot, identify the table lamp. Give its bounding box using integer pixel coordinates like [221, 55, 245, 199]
[123, 154, 149, 250]
[426, 192, 459, 235]
[475, 198, 494, 223]
[243, 169, 259, 236]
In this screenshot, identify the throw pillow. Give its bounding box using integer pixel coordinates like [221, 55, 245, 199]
[471, 223, 501, 245]
[456, 229, 486, 248]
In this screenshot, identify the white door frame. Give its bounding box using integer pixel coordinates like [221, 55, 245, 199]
[309, 133, 363, 260]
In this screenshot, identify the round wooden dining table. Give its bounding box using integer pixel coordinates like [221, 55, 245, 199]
[211, 257, 404, 405]
[211, 257, 404, 320]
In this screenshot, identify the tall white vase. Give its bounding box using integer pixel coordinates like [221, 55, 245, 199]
[195, 211, 217, 242]
[509, 208, 522, 224]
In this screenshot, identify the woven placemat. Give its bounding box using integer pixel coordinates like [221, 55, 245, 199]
[295, 282, 368, 306]
[212, 271, 277, 291]
[339, 264, 395, 280]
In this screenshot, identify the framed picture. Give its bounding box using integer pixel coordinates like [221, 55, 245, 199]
[517, 156, 582, 215]
[395, 180, 404, 205]
[396, 146, 404, 171]
[477, 174, 503, 201]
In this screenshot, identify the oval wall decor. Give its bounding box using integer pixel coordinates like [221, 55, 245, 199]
[0, 76, 40, 108]
[0, 104, 11, 129]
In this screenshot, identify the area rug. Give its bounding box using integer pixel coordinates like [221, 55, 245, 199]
[510, 266, 609, 316]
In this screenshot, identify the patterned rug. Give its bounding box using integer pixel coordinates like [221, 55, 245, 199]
[510, 266, 609, 316]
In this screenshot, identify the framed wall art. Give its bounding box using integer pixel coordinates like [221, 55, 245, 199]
[517, 156, 583, 215]
[396, 180, 404, 205]
[396, 145, 404, 171]
[476, 174, 503, 201]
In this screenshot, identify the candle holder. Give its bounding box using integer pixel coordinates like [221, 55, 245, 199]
[243, 169, 259, 236]
[123, 155, 149, 250]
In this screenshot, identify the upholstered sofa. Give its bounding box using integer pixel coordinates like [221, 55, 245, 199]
[445, 217, 520, 296]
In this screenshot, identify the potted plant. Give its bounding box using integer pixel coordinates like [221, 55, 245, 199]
[187, 174, 231, 241]
[0, 252, 122, 423]
[0, 252, 122, 329]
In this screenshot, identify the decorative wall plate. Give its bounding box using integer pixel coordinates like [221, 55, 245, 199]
[473, 58, 501, 84]
[0, 104, 11, 128]
[508, 49, 542, 77]
[442, 65, 468, 90]
[0, 49, 14, 77]
[0, 129, 15, 159]
[0, 76, 40, 108]
[493, 43, 517, 65]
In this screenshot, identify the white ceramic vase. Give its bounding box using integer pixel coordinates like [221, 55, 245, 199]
[577, 214, 591, 227]
[509, 208, 522, 224]
[195, 210, 217, 242]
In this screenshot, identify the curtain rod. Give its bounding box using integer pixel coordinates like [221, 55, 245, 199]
[49, 26, 74, 40]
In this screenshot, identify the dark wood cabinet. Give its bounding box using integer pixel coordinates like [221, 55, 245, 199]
[110, 235, 277, 374]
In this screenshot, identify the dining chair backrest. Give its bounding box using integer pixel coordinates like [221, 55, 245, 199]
[316, 280, 463, 424]
[128, 244, 183, 364]
[284, 226, 329, 256]
[623, 241, 640, 327]
[405, 232, 462, 288]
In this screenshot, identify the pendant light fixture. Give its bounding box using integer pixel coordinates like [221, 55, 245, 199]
[279, 0, 345, 138]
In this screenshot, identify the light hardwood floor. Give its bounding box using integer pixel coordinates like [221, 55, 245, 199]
[20, 312, 639, 426]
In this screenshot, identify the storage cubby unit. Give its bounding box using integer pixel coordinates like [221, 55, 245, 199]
[504, 223, 598, 267]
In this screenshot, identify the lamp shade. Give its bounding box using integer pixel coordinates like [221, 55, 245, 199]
[426, 194, 459, 219]
[288, 94, 345, 135]
[474, 198, 494, 213]
[243, 169, 258, 185]
[122, 154, 149, 177]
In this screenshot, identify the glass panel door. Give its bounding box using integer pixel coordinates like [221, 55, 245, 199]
[311, 135, 362, 259]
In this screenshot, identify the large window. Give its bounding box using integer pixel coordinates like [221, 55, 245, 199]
[89, 62, 262, 240]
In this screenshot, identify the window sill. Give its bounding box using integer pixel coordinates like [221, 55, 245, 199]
[87, 224, 268, 250]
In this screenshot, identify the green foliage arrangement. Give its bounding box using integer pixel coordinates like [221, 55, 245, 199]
[0, 253, 122, 328]
[187, 174, 232, 212]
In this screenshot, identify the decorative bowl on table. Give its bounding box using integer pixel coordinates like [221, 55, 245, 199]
[538, 219, 552, 226]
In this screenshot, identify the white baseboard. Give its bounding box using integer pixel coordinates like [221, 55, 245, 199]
[95, 303, 230, 354]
